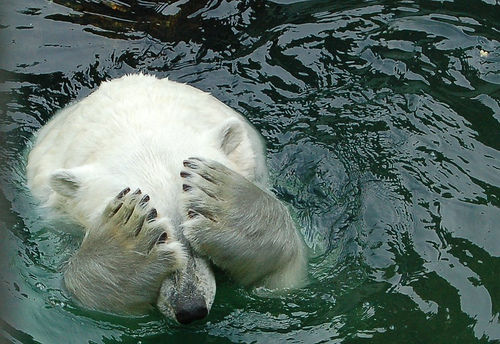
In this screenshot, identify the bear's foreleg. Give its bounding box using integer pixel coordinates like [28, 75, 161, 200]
[180, 157, 307, 290]
[64, 188, 186, 313]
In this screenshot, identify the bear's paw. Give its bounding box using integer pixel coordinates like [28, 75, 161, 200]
[64, 188, 186, 313]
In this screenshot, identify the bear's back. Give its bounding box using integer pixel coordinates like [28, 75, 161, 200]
[27, 74, 269, 215]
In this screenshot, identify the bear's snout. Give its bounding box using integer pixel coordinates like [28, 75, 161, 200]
[174, 298, 209, 324]
[157, 252, 216, 324]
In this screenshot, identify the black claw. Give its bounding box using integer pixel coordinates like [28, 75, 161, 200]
[183, 160, 198, 169]
[180, 171, 191, 178]
[117, 187, 131, 199]
[146, 208, 157, 222]
[182, 184, 192, 192]
[188, 210, 199, 219]
[157, 232, 168, 245]
[139, 194, 150, 207]
[132, 188, 142, 195]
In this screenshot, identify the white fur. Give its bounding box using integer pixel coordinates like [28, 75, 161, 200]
[26, 74, 307, 322]
[28, 74, 266, 226]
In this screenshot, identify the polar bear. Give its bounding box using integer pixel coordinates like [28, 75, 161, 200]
[26, 74, 307, 324]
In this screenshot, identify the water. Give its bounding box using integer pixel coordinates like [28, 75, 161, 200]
[1, 0, 499, 343]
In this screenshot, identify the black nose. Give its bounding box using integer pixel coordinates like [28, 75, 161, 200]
[175, 305, 208, 325]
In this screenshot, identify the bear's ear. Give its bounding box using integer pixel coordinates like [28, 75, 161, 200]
[49, 169, 81, 197]
[216, 118, 245, 155]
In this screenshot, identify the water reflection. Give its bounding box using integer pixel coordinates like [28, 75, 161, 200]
[1, 0, 499, 342]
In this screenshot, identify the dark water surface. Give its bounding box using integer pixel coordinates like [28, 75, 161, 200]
[1, 0, 500, 343]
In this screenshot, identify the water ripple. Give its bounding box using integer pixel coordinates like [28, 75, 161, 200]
[1, 0, 500, 342]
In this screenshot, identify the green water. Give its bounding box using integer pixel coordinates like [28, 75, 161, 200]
[1, 0, 499, 343]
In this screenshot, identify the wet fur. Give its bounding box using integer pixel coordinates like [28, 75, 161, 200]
[26, 74, 307, 321]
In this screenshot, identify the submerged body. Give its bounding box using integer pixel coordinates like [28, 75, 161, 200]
[26, 74, 307, 324]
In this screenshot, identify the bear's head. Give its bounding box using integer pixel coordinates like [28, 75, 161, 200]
[44, 117, 261, 324]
